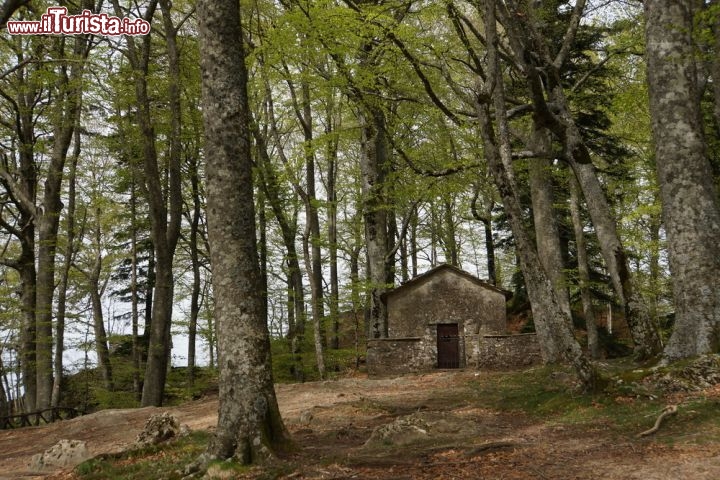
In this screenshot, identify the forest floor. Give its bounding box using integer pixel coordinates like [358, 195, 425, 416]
[1, 366, 720, 479]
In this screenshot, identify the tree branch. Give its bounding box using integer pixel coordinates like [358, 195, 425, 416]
[552, 0, 587, 70]
[387, 31, 461, 126]
[0, 166, 36, 219]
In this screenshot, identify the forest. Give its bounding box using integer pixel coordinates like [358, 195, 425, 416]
[0, 0, 719, 471]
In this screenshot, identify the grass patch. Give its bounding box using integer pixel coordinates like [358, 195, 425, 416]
[271, 337, 361, 383]
[75, 431, 211, 480]
[469, 366, 666, 433]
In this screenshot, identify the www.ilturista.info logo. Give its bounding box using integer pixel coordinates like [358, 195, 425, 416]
[6, 7, 150, 36]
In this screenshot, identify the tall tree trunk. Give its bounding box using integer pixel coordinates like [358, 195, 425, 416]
[360, 108, 391, 338]
[18, 254, 36, 412]
[36, 29, 90, 410]
[493, 0, 662, 360]
[529, 127, 571, 324]
[51, 124, 81, 408]
[76, 206, 114, 391]
[480, 0, 597, 389]
[569, 176, 599, 359]
[410, 209, 418, 278]
[0, 351, 8, 417]
[327, 111, 340, 350]
[645, 0, 720, 361]
[112, 0, 183, 407]
[297, 82, 326, 377]
[253, 125, 305, 380]
[712, 0, 720, 127]
[471, 189, 498, 286]
[130, 180, 142, 399]
[568, 157, 661, 359]
[88, 263, 113, 391]
[0, 44, 38, 412]
[442, 198, 459, 267]
[196, 0, 288, 465]
[187, 154, 203, 386]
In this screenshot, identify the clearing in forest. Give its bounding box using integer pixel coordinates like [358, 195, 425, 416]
[1, 365, 719, 479]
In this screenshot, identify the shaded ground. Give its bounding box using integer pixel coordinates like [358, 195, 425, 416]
[1, 369, 719, 479]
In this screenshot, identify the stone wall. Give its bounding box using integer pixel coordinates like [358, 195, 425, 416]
[367, 333, 541, 376]
[366, 338, 435, 376]
[471, 334, 542, 369]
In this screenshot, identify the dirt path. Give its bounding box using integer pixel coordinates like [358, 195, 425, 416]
[1, 371, 718, 479]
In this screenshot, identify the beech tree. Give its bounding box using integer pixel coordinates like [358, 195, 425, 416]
[195, 0, 287, 465]
[644, 0, 720, 361]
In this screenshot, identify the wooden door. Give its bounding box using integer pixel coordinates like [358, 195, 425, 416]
[437, 323, 460, 368]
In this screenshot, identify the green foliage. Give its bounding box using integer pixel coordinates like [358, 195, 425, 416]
[163, 367, 218, 405]
[271, 335, 360, 383]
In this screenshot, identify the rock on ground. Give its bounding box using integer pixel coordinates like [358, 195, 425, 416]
[29, 439, 91, 471]
[135, 412, 190, 446]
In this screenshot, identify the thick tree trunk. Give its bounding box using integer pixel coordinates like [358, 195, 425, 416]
[568, 157, 661, 359]
[493, 0, 662, 360]
[644, 0, 720, 361]
[197, 0, 288, 464]
[0, 57, 39, 412]
[713, 0, 720, 127]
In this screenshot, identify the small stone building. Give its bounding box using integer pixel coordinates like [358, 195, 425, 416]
[366, 264, 541, 375]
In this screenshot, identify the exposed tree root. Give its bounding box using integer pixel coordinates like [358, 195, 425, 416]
[637, 405, 678, 438]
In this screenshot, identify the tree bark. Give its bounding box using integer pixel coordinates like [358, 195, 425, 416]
[471, 186, 497, 285]
[712, 0, 720, 127]
[297, 81, 326, 377]
[327, 119, 340, 350]
[569, 175, 599, 359]
[130, 179, 142, 399]
[197, 0, 288, 464]
[644, 0, 720, 361]
[360, 108, 391, 338]
[528, 126, 571, 321]
[87, 258, 113, 391]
